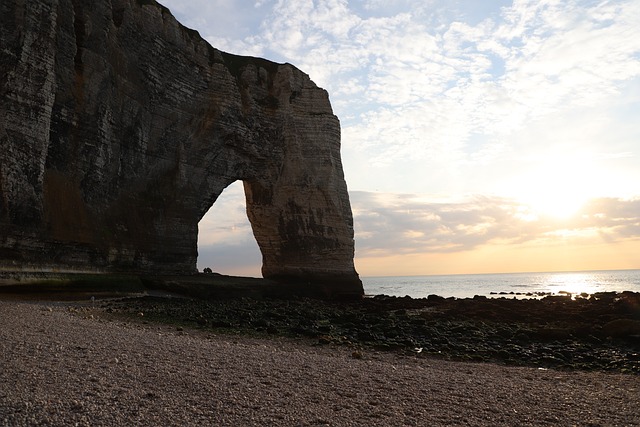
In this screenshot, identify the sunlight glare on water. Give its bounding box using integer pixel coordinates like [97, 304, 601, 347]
[538, 272, 601, 296]
[362, 270, 640, 299]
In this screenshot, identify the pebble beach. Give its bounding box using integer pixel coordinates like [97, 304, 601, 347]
[2, 299, 640, 426]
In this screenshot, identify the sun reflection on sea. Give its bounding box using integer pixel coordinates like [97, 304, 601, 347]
[363, 270, 640, 299]
[541, 272, 602, 297]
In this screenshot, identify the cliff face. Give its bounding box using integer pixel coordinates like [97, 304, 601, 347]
[0, 0, 362, 297]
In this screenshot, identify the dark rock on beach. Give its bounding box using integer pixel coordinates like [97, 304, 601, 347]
[95, 290, 640, 374]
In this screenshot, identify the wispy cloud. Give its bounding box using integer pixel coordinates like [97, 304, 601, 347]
[160, 0, 640, 191]
[351, 191, 640, 257]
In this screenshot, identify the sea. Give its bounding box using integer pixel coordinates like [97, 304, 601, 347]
[361, 269, 640, 299]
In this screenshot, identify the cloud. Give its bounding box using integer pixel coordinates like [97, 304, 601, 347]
[197, 242, 262, 276]
[351, 191, 640, 258]
[497, 1, 640, 107]
[159, 1, 640, 188]
[197, 183, 251, 247]
[158, 1, 258, 37]
[204, 36, 267, 58]
[582, 198, 640, 240]
[196, 188, 640, 275]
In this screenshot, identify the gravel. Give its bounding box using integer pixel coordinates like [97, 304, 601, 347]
[1, 300, 639, 426]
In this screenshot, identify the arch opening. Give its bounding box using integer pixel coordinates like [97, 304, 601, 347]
[197, 181, 262, 277]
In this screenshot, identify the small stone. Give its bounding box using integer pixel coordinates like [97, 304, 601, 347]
[318, 335, 332, 345]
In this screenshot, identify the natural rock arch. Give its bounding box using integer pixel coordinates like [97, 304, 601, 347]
[0, 0, 362, 297]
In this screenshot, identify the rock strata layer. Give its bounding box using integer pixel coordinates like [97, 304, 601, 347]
[0, 0, 362, 297]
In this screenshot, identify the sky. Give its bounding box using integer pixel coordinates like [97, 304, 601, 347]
[156, 0, 640, 277]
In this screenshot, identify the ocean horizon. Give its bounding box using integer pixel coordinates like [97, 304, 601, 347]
[361, 269, 640, 299]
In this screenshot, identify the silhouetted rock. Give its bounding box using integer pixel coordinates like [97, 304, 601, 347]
[0, 0, 361, 298]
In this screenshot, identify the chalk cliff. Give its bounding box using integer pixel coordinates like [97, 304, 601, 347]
[0, 0, 362, 297]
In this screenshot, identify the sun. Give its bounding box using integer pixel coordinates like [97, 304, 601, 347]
[511, 154, 595, 219]
[524, 189, 587, 219]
